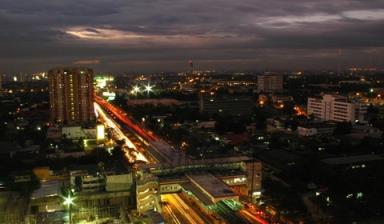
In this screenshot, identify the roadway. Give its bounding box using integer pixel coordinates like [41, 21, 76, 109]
[239, 208, 269, 224]
[95, 95, 157, 142]
[95, 97, 272, 223]
[162, 202, 183, 224]
[94, 95, 185, 165]
[94, 102, 148, 163]
[215, 201, 249, 224]
[161, 194, 206, 224]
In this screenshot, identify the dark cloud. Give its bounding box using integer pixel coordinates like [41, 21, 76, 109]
[0, 0, 384, 72]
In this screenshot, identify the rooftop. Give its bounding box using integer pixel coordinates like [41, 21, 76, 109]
[0, 141, 22, 154]
[322, 154, 384, 165]
[181, 182, 214, 206]
[187, 173, 236, 199]
[31, 180, 63, 200]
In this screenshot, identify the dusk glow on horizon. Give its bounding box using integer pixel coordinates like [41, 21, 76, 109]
[1, 0, 384, 72]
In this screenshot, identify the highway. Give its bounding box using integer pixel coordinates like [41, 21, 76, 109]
[161, 194, 206, 224]
[94, 95, 185, 165]
[95, 95, 157, 142]
[239, 208, 269, 224]
[162, 202, 183, 224]
[94, 97, 272, 224]
[215, 201, 249, 224]
[94, 102, 148, 163]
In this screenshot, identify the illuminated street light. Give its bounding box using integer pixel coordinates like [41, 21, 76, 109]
[131, 85, 141, 95]
[144, 83, 154, 94]
[62, 190, 76, 224]
[63, 194, 74, 207]
[133, 85, 140, 93]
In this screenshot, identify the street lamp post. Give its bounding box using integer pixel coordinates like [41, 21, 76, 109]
[144, 83, 154, 96]
[63, 190, 75, 224]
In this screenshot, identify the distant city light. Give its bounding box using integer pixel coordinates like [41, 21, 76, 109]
[131, 85, 141, 95]
[144, 83, 154, 94]
[95, 76, 114, 89]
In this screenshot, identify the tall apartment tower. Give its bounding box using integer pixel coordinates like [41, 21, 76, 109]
[48, 67, 95, 126]
[257, 75, 283, 93]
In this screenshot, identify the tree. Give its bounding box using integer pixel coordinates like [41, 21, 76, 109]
[333, 122, 352, 135]
[214, 115, 248, 134]
[111, 146, 125, 161]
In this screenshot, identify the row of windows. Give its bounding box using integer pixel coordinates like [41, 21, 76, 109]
[333, 110, 349, 114]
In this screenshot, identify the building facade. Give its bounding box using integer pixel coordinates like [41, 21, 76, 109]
[257, 75, 283, 93]
[307, 94, 367, 122]
[48, 67, 95, 126]
[297, 123, 336, 136]
[136, 171, 161, 214]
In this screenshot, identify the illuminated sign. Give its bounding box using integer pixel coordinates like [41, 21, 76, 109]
[97, 124, 105, 141]
[102, 91, 116, 101]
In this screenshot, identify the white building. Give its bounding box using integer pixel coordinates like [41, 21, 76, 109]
[307, 94, 367, 122]
[62, 126, 97, 139]
[257, 75, 283, 93]
[106, 173, 133, 192]
[297, 123, 336, 136]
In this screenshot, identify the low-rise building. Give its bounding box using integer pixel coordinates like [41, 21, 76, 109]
[62, 126, 96, 140]
[307, 94, 367, 122]
[0, 192, 29, 224]
[187, 173, 239, 204]
[196, 120, 216, 129]
[297, 123, 336, 136]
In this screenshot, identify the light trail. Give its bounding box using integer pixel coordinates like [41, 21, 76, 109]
[163, 203, 182, 224]
[162, 194, 205, 224]
[94, 102, 148, 163]
[94, 95, 157, 142]
[239, 209, 269, 224]
[173, 194, 205, 224]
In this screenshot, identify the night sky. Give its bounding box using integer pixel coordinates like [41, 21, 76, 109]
[1, 0, 384, 73]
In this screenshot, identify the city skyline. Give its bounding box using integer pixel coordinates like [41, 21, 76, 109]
[1, 0, 384, 73]
[1, 1, 384, 222]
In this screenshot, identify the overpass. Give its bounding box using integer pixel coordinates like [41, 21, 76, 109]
[95, 96, 262, 204]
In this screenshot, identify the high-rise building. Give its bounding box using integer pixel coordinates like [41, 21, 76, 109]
[257, 75, 283, 93]
[307, 94, 367, 122]
[48, 67, 95, 125]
